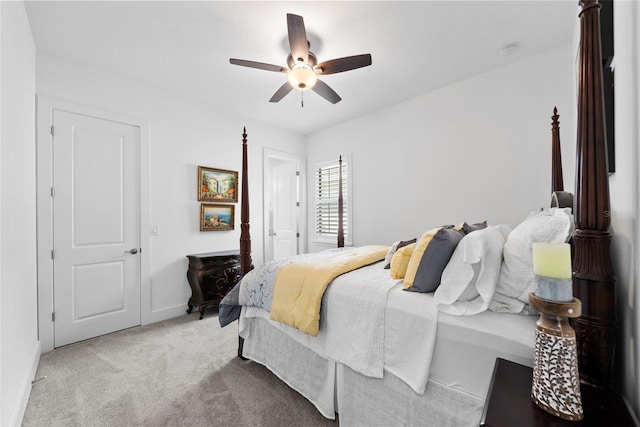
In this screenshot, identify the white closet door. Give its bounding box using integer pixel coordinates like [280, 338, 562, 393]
[52, 109, 141, 347]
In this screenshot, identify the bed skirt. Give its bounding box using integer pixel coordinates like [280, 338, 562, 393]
[241, 314, 337, 419]
[337, 364, 483, 427]
[241, 315, 484, 425]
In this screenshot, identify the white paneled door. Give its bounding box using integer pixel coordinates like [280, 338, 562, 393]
[272, 160, 299, 260]
[52, 110, 141, 347]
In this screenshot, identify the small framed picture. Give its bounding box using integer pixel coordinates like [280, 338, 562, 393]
[200, 203, 235, 231]
[198, 166, 238, 202]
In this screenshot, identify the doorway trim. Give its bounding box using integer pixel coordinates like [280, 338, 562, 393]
[36, 96, 150, 352]
[262, 148, 306, 262]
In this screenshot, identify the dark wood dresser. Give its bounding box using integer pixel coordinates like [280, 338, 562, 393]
[186, 250, 241, 319]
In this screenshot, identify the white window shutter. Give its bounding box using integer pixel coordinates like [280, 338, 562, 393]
[315, 160, 348, 239]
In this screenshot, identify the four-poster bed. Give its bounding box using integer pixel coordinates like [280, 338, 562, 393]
[222, 0, 629, 423]
[571, 0, 617, 388]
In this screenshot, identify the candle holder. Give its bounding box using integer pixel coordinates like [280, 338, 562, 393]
[529, 292, 583, 421]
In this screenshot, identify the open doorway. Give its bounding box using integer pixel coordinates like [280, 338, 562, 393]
[263, 149, 306, 262]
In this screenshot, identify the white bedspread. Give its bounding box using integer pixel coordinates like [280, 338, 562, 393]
[241, 262, 400, 380]
[240, 262, 442, 394]
[384, 285, 439, 394]
[325, 263, 399, 377]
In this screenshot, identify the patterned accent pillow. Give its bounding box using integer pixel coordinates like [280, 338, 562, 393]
[383, 238, 417, 269]
[384, 241, 401, 268]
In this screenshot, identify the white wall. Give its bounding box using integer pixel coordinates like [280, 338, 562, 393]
[307, 45, 575, 252]
[0, 2, 40, 426]
[1, 4, 4, 422]
[609, 0, 640, 417]
[36, 53, 305, 327]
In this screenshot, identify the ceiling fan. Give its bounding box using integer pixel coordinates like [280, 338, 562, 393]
[229, 13, 372, 104]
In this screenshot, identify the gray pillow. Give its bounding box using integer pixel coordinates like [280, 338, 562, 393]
[405, 228, 464, 293]
[462, 220, 488, 234]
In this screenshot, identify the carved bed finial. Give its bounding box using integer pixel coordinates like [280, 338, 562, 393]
[551, 107, 564, 193]
[550, 108, 573, 209]
[571, 0, 616, 387]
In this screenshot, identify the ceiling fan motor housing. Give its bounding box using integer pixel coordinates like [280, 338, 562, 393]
[287, 51, 318, 70]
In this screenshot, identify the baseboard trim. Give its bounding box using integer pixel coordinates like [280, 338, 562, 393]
[10, 340, 41, 427]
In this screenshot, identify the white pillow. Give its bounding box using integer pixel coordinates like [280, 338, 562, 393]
[435, 225, 509, 315]
[489, 208, 573, 314]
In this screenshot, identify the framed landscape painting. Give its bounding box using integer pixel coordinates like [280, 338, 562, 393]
[200, 203, 235, 231]
[198, 166, 238, 202]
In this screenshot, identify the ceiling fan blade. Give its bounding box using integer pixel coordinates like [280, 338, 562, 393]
[269, 82, 294, 103]
[287, 13, 308, 64]
[316, 54, 372, 75]
[229, 58, 287, 73]
[313, 80, 342, 104]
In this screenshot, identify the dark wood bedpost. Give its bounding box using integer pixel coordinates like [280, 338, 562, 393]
[551, 107, 564, 192]
[550, 108, 573, 209]
[238, 127, 253, 359]
[337, 155, 345, 248]
[571, 0, 616, 387]
[240, 127, 254, 276]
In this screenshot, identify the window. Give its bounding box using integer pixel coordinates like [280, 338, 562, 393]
[314, 156, 351, 245]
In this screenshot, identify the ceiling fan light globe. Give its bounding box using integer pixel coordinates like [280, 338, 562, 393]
[288, 65, 317, 90]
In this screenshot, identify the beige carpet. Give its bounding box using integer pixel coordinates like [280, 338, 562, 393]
[22, 312, 338, 426]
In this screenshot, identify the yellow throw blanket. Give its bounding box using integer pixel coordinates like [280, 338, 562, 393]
[270, 245, 389, 336]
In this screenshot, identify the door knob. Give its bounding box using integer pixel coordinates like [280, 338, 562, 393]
[124, 248, 138, 254]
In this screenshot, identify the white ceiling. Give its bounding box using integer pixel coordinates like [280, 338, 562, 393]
[24, 1, 579, 135]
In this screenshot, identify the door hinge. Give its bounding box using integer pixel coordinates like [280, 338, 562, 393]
[296, 202, 300, 207]
[51, 250, 54, 260]
[50, 125, 55, 136]
[52, 312, 55, 322]
[296, 232, 300, 238]
[51, 187, 54, 197]
[296, 171, 300, 176]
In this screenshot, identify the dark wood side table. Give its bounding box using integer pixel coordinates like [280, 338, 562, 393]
[480, 358, 639, 427]
[186, 250, 241, 319]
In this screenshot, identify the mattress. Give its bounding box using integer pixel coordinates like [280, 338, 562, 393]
[384, 284, 536, 397]
[427, 298, 536, 397]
